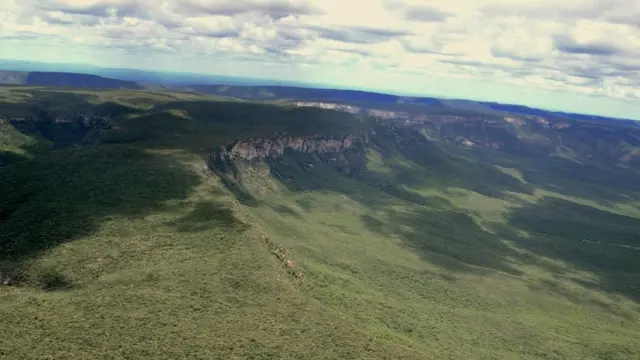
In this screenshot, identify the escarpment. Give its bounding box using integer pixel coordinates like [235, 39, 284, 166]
[212, 134, 366, 161]
[208, 134, 369, 184]
[6, 112, 116, 148]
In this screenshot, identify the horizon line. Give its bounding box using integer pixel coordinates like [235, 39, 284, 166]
[0, 57, 637, 123]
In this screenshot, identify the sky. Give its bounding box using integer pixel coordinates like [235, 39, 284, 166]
[1, 0, 640, 120]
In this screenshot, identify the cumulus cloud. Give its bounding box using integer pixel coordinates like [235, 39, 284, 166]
[384, 0, 450, 22]
[178, 0, 322, 18]
[308, 25, 412, 44]
[2, 0, 640, 114]
[36, 0, 146, 17]
[554, 35, 623, 56]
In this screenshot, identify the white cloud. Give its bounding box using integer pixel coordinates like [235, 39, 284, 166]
[1, 0, 640, 119]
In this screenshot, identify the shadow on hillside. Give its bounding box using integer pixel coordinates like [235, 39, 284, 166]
[250, 142, 529, 275]
[526, 279, 634, 318]
[0, 150, 28, 168]
[362, 207, 525, 276]
[0, 147, 201, 254]
[360, 194, 640, 304]
[165, 201, 248, 233]
[240, 129, 640, 304]
[499, 197, 640, 302]
[470, 146, 640, 205]
[152, 100, 366, 137]
[0, 129, 55, 167]
[270, 204, 303, 219]
[1, 88, 136, 118]
[241, 124, 537, 212]
[528, 159, 640, 204]
[2, 89, 145, 150]
[89, 99, 370, 164]
[208, 156, 261, 206]
[364, 124, 537, 200]
[0, 144, 244, 289]
[360, 193, 640, 303]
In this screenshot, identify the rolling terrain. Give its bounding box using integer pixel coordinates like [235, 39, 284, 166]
[1, 86, 640, 359]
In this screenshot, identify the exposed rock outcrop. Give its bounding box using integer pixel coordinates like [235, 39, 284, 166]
[0, 273, 14, 286]
[208, 134, 369, 196]
[214, 134, 364, 161]
[6, 112, 115, 148]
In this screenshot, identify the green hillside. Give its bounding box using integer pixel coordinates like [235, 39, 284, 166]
[1, 87, 639, 359]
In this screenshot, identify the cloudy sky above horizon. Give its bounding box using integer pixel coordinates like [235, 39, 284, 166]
[1, 0, 640, 119]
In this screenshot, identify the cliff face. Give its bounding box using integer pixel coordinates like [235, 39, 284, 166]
[208, 134, 369, 192]
[7, 112, 114, 148]
[285, 100, 640, 166]
[215, 135, 362, 161]
[410, 114, 640, 164]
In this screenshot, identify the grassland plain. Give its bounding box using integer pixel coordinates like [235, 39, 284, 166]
[1, 87, 639, 359]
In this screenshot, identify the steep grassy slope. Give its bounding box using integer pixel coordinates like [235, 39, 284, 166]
[1, 87, 639, 359]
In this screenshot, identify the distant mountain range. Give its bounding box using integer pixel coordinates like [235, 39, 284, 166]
[0, 70, 141, 90]
[0, 63, 637, 126]
[189, 84, 640, 127]
[0, 59, 321, 87]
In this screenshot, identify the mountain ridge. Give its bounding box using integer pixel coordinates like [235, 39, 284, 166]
[2, 85, 639, 169]
[0, 70, 142, 90]
[1, 65, 637, 122]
